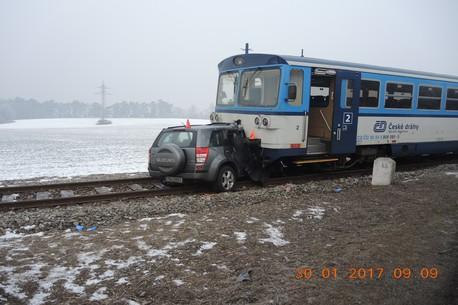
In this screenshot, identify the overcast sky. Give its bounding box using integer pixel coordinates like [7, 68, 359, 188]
[1, 0, 457, 108]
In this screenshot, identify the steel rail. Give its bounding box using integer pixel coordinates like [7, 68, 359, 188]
[0, 176, 156, 193]
[0, 156, 456, 211]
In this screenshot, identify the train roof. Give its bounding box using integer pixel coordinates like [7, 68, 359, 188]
[218, 53, 458, 83]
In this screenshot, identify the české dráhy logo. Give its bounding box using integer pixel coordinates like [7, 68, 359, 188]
[373, 121, 387, 132]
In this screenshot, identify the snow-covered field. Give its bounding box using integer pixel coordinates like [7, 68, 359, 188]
[0, 118, 208, 181]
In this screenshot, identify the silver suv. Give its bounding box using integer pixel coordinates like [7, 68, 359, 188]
[148, 123, 251, 191]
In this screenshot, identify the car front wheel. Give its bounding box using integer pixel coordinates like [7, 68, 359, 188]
[213, 165, 236, 192]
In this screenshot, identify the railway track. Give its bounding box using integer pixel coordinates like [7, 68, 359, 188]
[0, 156, 456, 210]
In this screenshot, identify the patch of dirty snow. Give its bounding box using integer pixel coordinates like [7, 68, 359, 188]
[155, 275, 165, 281]
[65, 232, 80, 239]
[234, 232, 247, 243]
[164, 220, 173, 225]
[293, 210, 303, 218]
[0, 229, 24, 241]
[211, 263, 229, 271]
[173, 219, 185, 227]
[77, 251, 103, 268]
[116, 277, 129, 285]
[246, 217, 260, 224]
[139, 217, 154, 222]
[259, 223, 290, 247]
[85, 270, 114, 286]
[136, 240, 150, 251]
[445, 171, 458, 178]
[173, 279, 184, 286]
[307, 206, 325, 220]
[138, 223, 148, 230]
[89, 287, 108, 301]
[147, 238, 196, 258]
[147, 249, 170, 257]
[28, 265, 84, 305]
[126, 300, 141, 305]
[106, 256, 143, 270]
[193, 241, 217, 256]
[21, 224, 36, 231]
[166, 213, 186, 218]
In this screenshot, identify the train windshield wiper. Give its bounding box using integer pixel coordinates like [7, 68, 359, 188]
[242, 68, 261, 98]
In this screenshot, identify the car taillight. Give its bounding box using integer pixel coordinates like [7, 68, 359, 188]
[195, 146, 209, 171]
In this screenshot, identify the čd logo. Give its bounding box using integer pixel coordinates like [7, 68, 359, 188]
[373, 120, 387, 132]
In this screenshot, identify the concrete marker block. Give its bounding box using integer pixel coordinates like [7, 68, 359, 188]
[371, 157, 396, 186]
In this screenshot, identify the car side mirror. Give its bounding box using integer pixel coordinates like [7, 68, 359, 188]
[287, 84, 297, 101]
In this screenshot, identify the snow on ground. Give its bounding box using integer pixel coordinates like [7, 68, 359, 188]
[445, 171, 458, 178]
[193, 242, 217, 256]
[89, 287, 108, 301]
[292, 210, 303, 218]
[246, 217, 260, 224]
[258, 223, 290, 247]
[0, 118, 209, 181]
[234, 232, 247, 243]
[0, 229, 25, 241]
[307, 206, 326, 220]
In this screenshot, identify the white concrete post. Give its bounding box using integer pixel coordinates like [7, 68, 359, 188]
[371, 157, 396, 186]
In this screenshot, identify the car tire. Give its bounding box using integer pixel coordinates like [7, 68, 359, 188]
[213, 165, 236, 192]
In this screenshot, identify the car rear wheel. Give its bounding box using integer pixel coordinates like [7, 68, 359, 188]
[213, 165, 236, 192]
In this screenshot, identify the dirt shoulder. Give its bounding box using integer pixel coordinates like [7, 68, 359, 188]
[0, 165, 457, 305]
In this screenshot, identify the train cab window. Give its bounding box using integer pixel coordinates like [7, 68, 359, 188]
[288, 69, 303, 106]
[216, 72, 238, 105]
[446, 88, 458, 110]
[239, 68, 280, 107]
[384, 83, 413, 109]
[418, 85, 442, 110]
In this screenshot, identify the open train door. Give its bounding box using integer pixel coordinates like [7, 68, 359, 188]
[330, 70, 361, 154]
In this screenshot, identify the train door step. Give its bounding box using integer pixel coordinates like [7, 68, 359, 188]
[306, 137, 329, 155]
[292, 157, 339, 165]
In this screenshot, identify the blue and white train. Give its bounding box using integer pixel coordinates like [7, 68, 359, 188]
[210, 53, 458, 166]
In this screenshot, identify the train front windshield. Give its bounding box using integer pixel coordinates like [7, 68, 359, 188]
[216, 68, 281, 107]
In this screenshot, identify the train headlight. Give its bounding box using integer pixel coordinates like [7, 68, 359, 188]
[262, 117, 269, 127]
[233, 56, 245, 66]
[254, 117, 260, 126]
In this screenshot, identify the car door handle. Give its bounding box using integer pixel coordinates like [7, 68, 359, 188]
[336, 127, 342, 141]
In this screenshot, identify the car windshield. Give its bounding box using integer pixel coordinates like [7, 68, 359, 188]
[216, 72, 238, 105]
[155, 130, 195, 148]
[239, 68, 280, 107]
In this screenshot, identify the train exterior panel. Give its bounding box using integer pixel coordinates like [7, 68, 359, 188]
[212, 54, 458, 162]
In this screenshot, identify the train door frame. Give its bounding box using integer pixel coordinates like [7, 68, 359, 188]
[330, 70, 361, 154]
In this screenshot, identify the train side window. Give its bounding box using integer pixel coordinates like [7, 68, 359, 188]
[288, 69, 303, 106]
[446, 88, 458, 111]
[360, 80, 379, 107]
[418, 85, 442, 110]
[384, 82, 413, 109]
[346, 80, 379, 108]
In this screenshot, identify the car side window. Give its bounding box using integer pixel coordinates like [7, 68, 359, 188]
[225, 130, 236, 146]
[209, 130, 224, 147]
